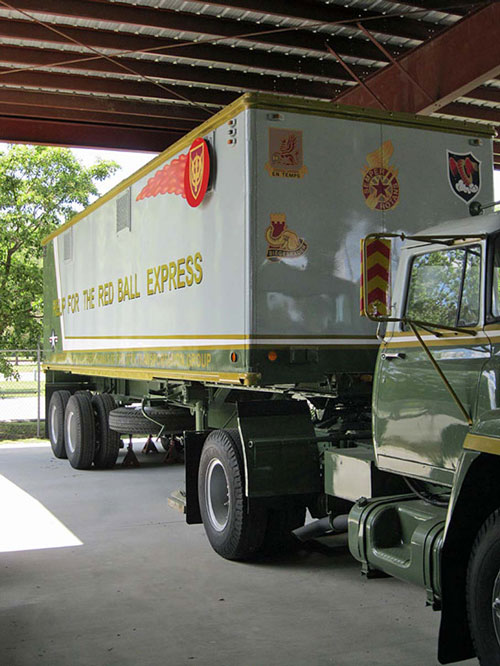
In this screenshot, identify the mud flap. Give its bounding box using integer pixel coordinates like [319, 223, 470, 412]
[184, 430, 210, 524]
[237, 400, 321, 498]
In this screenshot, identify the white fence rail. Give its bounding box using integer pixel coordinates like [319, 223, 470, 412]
[0, 348, 44, 440]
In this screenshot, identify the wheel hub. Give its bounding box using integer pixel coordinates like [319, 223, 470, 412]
[50, 404, 58, 441]
[65, 411, 76, 454]
[205, 458, 230, 532]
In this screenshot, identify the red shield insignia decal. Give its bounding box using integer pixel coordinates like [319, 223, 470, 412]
[447, 151, 481, 203]
[184, 138, 210, 207]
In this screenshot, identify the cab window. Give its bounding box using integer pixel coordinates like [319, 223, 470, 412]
[491, 237, 500, 318]
[405, 246, 481, 328]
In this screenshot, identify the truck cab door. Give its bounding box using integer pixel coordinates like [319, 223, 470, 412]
[373, 242, 489, 486]
[476, 235, 500, 431]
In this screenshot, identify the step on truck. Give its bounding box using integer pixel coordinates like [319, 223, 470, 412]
[43, 93, 497, 663]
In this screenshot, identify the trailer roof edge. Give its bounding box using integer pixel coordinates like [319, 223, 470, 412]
[42, 92, 495, 246]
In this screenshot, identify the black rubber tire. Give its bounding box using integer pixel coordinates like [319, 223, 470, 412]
[467, 508, 500, 664]
[92, 394, 120, 469]
[47, 390, 70, 459]
[261, 502, 306, 554]
[198, 429, 267, 561]
[108, 405, 194, 435]
[64, 392, 96, 470]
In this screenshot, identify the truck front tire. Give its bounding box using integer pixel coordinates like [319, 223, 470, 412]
[64, 393, 96, 470]
[467, 508, 500, 664]
[198, 429, 267, 561]
[48, 390, 70, 459]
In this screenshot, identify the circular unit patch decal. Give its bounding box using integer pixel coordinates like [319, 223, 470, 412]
[184, 138, 210, 207]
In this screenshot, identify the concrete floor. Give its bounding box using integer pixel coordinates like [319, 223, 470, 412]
[0, 443, 477, 666]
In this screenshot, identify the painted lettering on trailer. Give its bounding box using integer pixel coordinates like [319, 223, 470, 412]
[52, 253, 204, 318]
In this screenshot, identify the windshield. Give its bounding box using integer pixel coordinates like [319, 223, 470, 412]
[405, 246, 481, 328]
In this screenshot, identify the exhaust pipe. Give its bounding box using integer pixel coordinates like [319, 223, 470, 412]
[293, 514, 348, 542]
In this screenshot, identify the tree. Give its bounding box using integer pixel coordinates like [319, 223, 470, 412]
[0, 145, 118, 375]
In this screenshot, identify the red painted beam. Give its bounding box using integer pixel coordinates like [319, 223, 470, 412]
[0, 88, 208, 123]
[0, 116, 180, 151]
[0, 102, 198, 133]
[466, 85, 500, 104]
[333, 3, 500, 115]
[439, 102, 500, 125]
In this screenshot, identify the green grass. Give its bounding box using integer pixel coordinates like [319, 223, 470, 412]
[0, 380, 45, 397]
[0, 437, 48, 445]
[0, 420, 45, 440]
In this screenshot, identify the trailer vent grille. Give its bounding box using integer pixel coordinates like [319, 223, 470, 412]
[63, 228, 73, 261]
[116, 189, 131, 233]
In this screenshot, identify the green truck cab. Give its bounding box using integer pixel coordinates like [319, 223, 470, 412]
[347, 212, 500, 664]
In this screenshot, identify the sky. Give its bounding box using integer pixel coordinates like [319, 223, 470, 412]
[70, 147, 156, 196]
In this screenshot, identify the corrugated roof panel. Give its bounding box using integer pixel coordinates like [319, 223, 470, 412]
[0, 0, 496, 164]
[335, 0, 459, 25]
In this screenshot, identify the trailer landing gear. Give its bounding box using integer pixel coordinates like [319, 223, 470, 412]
[122, 436, 140, 467]
[162, 437, 184, 465]
[142, 435, 158, 454]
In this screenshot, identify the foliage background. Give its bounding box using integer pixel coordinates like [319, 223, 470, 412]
[0, 145, 118, 376]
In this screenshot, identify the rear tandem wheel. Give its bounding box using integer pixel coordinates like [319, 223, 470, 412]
[47, 390, 70, 459]
[92, 393, 121, 469]
[64, 392, 96, 470]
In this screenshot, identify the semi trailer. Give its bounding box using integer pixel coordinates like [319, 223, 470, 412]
[43, 93, 498, 663]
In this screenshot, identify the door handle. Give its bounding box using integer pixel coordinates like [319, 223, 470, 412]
[381, 352, 406, 360]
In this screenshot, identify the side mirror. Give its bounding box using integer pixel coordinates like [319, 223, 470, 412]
[360, 235, 392, 321]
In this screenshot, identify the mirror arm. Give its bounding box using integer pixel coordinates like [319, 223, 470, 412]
[406, 319, 477, 337]
[408, 322, 472, 426]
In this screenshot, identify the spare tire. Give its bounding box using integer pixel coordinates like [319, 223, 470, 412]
[108, 405, 194, 435]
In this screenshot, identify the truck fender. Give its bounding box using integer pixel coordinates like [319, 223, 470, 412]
[184, 430, 211, 524]
[438, 450, 500, 663]
[183, 400, 322, 523]
[236, 400, 321, 499]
